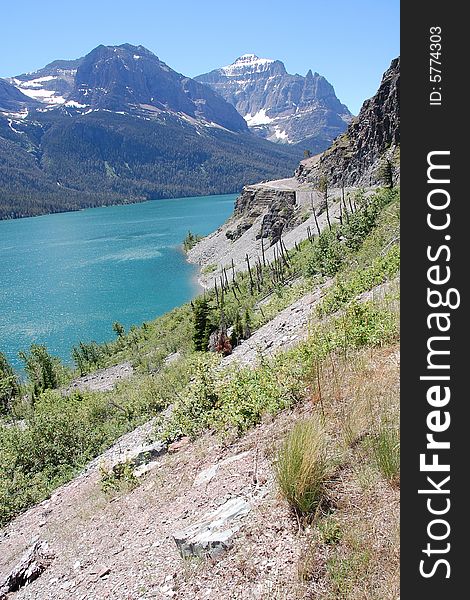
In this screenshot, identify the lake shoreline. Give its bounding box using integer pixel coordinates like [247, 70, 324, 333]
[0, 193, 236, 371]
[0, 190, 243, 223]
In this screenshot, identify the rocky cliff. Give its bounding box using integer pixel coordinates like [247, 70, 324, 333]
[0, 79, 39, 112]
[226, 186, 297, 245]
[296, 57, 400, 187]
[188, 58, 400, 289]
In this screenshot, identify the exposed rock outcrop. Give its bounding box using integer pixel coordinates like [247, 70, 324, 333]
[296, 57, 400, 187]
[226, 186, 297, 245]
[64, 361, 134, 395]
[0, 541, 54, 598]
[173, 497, 252, 559]
[188, 57, 399, 291]
[0, 79, 40, 112]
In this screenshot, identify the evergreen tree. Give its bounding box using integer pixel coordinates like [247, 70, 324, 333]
[0, 351, 20, 414]
[112, 321, 125, 338]
[18, 344, 61, 394]
[243, 308, 252, 339]
[192, 298, 212, 351]
[377, 158, 394, 189]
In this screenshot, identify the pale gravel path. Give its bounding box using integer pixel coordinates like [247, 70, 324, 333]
[222, 281, 333, 368]
[64, 362, 134, 395]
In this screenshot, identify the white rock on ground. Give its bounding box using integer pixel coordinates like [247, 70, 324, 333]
[193, 452, 251, 487]
[173, 497, 251, 559]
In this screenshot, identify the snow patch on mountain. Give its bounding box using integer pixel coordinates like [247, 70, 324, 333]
[221, 54, 275, 76]
[64, 100, 87, 108]
[16, 87, 66, 105]
[244, 109, 272, 126]
[272, 127, 289, 142]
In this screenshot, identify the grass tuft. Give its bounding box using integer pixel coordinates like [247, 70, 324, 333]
[369, 421, 400, 487]
[275, 417, 329, 523]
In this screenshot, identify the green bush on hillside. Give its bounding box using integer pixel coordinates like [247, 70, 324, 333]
[18, 344, 71, 397]
[183, 231, 203, 252]
[0, 352, 20, 415]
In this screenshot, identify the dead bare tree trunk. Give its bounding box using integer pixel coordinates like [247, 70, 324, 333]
[348, 192, 354, 214]
[324, 190, 331, 231]
[245, 254, 254, 294]
[342, 185, 349, 223]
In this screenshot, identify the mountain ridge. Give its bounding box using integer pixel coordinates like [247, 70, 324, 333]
[296, 57, 400, 186]
[0, 44, 303, 220]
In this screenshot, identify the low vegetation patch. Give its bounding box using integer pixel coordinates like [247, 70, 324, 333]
[368, 420, 400, 487]
[183, 230, 203, 252]
[99, 459, 138, 495]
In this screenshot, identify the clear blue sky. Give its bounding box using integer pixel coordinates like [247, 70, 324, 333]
[0, 0, 399, 114]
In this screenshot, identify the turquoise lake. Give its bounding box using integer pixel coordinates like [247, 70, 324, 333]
[0, 194, 236, 372]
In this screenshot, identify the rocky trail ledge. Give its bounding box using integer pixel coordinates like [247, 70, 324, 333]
[187, 177, 357, 290]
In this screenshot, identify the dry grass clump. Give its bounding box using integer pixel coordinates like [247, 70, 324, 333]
[369, 420, 400, 487]
[275, 417, 330, 523]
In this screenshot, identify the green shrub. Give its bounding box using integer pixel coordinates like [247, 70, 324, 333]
[318, 516, 343, 545]
[158, 354, 220, 442]
[0, 388, 140, 525]
[275, 417, 329, 522]
[18, 344, 70, 395]
[0, 351, 20, 414]
[201, 263, 217, 275]
[334, 301, 398, 350]
[99, 459, 138, 495]
[317, 245, 400, 317]
[183, 230, 203, 252]
[342, 188, 397, 250]
[72, 341, 108, 375]
[213, 361, 302, 434]
[305, 227, 346, 277]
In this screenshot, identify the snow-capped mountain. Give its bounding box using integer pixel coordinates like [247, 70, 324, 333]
[196, 54, 352, 150]
[7, 44, 248, 132]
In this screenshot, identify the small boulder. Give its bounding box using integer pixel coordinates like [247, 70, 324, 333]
[0, 541, 54, 597]
[173, 497, 251, 559]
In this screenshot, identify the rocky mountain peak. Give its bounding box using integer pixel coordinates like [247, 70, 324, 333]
[219, 54, 284, 77]
[68, 44, 248, 131]
[196, 58, 351, 149]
